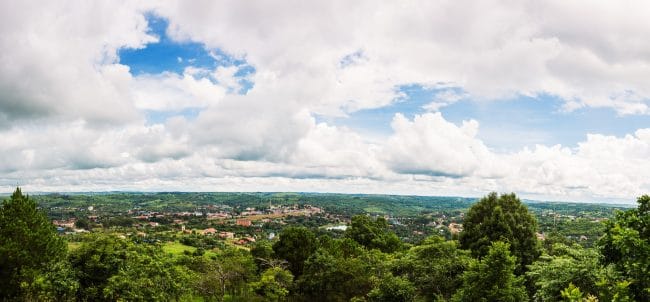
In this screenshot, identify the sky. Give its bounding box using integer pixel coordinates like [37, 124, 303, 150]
[1, 1, 650, 203]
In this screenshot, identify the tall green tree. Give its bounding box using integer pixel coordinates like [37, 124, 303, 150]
[598, 195, 650, 301]
[460, 192, 540, 274]
[70, 234, 136, 301]
[452, 241, 528, 302]
[273, 226, 317, 276]
[188, 248, 257, 301]
[0, 187, 75, 301]
[251, 241, 277, 272]
[393, 236, 471, 301]
[298, 238, 388, 302]
[367, 274, 416, 302]
[345, 215, 402, 253]
[71, 233, 194, 301]
[252, 267, 294, 302]
[18, 260, 79, 302]
[102, 251, 193, 302]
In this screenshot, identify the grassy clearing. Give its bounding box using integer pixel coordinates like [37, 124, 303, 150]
[67, 241, 81, 251]
[162, 241, 197, 255]
[363, 206, 386, 214]
[163, 241, 222, 258]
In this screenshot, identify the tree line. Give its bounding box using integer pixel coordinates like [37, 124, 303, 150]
[1, 188, 648, 301]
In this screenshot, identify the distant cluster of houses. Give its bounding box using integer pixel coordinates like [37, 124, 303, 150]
[52, 219, 76, 229]
[200, 228, 234, 238]
[236, 204, 323, 217]
[126, 204, 323, 222]
[51, 203, 327, 246]
[207, 212, 230, 220]
[267, 204, 323, 216]
[197, 227, 262, 245]
[448, 222, 463, 234]
[52, 218, 89, 234]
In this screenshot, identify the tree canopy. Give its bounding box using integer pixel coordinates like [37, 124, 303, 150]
[0, 188, 74, 301]
[252, 267, 294, 302]
[393, 236, 471, 301]
[460, 192, 540, 274]
[272, 226, 317, 277]
[526, 243, 603, 301]
[598, 195, 650, 301]
[452, 241, 528, 302]
[298, 238, 389, 302]
[345, 214, 402, 253]
[1, 188, 645, 301]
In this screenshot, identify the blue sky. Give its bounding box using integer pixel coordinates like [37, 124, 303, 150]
[320, 85, 650, 151]
[119, 15, 254, 91]
[121, 16, 232, 75]
[2, 2, 650, 202]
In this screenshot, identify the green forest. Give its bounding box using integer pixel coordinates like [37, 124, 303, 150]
[1, 188, 648, 301]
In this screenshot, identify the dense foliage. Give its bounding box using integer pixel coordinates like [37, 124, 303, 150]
[1, 189, 644, 301]
[460, 192, 541, 274]
[0, 188, 75, 301]
[345, 215, 402, 253]
[272, 227, 317, 277]
[452, 241, 528, 302]
[599, 195, 650, 301]
[526, 243, 603, 301]
[393, 236, 471, 300]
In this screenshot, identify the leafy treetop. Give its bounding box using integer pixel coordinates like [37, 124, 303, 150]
[460, 192, 540, 274]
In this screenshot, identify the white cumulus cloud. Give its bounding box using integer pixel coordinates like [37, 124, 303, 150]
[1, 1, 650, 202]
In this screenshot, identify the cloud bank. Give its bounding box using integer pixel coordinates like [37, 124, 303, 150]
[1, 0, 650, 202]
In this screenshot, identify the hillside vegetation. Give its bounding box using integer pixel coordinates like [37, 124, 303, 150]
[1, 189, 646, 301]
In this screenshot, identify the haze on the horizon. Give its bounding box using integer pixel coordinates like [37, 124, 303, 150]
[1, 1, 650, 203]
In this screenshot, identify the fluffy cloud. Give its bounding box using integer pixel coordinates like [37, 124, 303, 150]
[2, 112, 650, 202]
[383, 113, 491, 178]
[0, 121, 131, 173]
[501, 129, 650, 200]
[131, 67, 228, 111]
[290, 122, 388, 179]
[188, 93, 313, 161]
[2, 1, 650, 202]
[0, 0, 158, 126]
[156, 0, 650, 114]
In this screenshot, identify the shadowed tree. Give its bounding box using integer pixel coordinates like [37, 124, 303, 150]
[452, 241, 528, 302]
[393, 236, 471, 301]
[195, 248, 257, 301]
[598, 195, 650, 301]
[367, 274, 416, 302]
[71, 233, 194, 302]
[298, 238, 389, 302]
[273, 226, 317, 277]
[0, 187, 76, 301]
